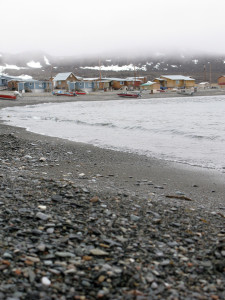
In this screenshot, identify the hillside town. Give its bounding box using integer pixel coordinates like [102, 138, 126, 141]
[1, 71, 225, 95]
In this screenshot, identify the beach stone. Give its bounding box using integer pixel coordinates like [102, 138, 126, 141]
[130, 214, 140, 221]
[51, 194, 63, 202]
[36, 212, 51, 221]
[41, 276, 51, 286]
[90, 248, 108, 256]
[55, 252, 75, 258]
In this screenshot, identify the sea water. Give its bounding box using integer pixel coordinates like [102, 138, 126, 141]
[1, 95, 225, 172]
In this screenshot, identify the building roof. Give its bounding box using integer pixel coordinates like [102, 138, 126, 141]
[161, 75, 195, 81]
[141, 81, 156, 86]
[125, 77, 142, 82]
[53, 72, 82, 81]
[102, 77, 126, 81]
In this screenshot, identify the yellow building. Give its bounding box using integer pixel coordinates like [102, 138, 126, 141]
[218, 75, 225, 88]
[154, 75, 195, 90]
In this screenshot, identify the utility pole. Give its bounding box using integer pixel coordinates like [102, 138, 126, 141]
[209, 62, 212, 86]
[99, 58, 102, 90]
[50, 66, 53, 92]
[203, 64, 206, 82]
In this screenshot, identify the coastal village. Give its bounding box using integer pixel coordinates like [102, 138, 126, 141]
[1, 70, 225, 95]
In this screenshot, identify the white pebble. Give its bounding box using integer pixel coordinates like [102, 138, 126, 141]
[41, 276, 51, 286]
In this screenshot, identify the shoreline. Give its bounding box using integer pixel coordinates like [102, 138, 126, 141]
[0, 92, 225, 211]
[0, 92, 225, 299]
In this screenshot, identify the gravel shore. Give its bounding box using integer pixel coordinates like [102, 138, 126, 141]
[0, 92, 225, 299]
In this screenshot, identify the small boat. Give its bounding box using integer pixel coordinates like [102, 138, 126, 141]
[75, 91, 86, 95]
[117, 92, 142, 98]
[177, 89, 194, 96]
[0, 92, 22, 101]
[52, 91, 77, 97]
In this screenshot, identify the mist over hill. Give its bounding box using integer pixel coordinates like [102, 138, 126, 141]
[1, 51, 225, 83]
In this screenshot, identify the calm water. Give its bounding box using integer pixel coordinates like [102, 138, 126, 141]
[1, 95, 225, 172]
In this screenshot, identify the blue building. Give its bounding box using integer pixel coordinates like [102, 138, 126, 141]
[68, 81, 94, 92]
[0, 74, 15, 87]
[18, 80, 52, 93]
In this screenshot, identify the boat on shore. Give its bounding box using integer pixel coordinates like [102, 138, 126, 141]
[75, 91, 86, 95]
[52, 91, 77, 97]
[117, 92, 142, 98]
[177, 89, 194, 96]
[0, 92, 22, 101]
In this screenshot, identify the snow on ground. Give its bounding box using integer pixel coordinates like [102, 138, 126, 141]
[44, 56, 51, 65]
[0, 64, 28, 72]
[0, 72, 32, 80]
[192, 59, 198, 64]
[153, 63, 160, 70]
[18, 74, 33, 80]
[27, 61, 42, 68]
[80, 64, 147, 72]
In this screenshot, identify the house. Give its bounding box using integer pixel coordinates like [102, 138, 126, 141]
[53, 72, 82, 90]
[0, 74, 17, 88]
[68, 80, 95, 92]
[154, 75, 195, 90]
[218, 75, 225, 87]
[140, 81, 160, 92]
[103, 78, 126, 90]
[8, 79, 25, 91]
[198, 82, 210, 89]
[124, 77, 143, 89]
[18, 80, 52, 93]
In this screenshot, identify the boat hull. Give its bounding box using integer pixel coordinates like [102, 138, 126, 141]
[0, 94, 17, 100]
[75, 92, 86, 95]
[117, 93, 141, 98]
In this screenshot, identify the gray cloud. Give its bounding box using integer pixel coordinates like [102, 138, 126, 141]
[1, 0, 225, 56]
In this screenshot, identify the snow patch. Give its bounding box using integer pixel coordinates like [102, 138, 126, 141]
[192, 59, 198, 64]
[0, 72, 32, 80]
[44, 56, 50, 65]
[153, 63, 160, 70]
[171, 65, 178, 68]
[27, 61, 42, 68]
[0, 64, 28, 71]
[80, 64, 147, 72]
[18, 74, 33, 80]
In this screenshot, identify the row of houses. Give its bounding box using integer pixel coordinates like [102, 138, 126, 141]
[1, 72, 225, 93]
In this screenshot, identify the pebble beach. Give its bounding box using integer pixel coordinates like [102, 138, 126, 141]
[0, 91, 225, 300]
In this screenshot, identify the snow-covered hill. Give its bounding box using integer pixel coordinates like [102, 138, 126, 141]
[0, 51, 225, 83]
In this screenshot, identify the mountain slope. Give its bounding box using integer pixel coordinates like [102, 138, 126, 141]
[1, 51, 225, 83]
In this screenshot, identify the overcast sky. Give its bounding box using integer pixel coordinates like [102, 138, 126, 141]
[1, 0, 225, 57]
